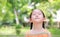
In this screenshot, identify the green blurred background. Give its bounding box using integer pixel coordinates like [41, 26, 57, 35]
[0, 0, 60, 37]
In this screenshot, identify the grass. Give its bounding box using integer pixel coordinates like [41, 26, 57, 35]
[0, 26, 16, 35]
[0, 26, 60, 37]
[48, 27, 60, 37]
[48, 28, 60, 35]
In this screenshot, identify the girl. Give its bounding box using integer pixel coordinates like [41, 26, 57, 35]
[25, 9, 52, 37]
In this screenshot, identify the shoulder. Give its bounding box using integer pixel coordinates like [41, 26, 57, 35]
[44, 29, 51, 34]
[44, 29, 52, 37]
[25, 30, 32, 37]
[25, 30, 30, 35]
[25, 30, 32, 35]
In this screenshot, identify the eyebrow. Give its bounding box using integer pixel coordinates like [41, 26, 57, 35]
[32, 12, 41, 14]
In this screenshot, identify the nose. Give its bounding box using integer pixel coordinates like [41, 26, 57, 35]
[35, 14, 38, 17]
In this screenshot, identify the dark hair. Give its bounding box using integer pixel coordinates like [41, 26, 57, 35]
[30, 9, 45, 29]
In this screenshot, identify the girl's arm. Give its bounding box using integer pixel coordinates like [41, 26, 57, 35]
[48, 31, 52, 37]
[45, 29, 52, 37]
[25, 31, 31, 37]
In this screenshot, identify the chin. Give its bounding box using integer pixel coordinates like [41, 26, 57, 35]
[34, 20, 41, 22]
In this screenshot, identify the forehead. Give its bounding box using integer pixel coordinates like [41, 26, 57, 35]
[32, 9, 42, 14]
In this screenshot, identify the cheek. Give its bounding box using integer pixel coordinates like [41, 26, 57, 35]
[31, 16, 35, 19]
[39, 15, 43, 18]
[31, 17, 35, 22]
[41, 18, 44, 21]
[38, 17, 44, 22]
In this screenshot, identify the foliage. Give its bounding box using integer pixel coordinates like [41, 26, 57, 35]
[0, 0, 60, 35]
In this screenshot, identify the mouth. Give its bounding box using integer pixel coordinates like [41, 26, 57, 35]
[35, 18, 40, 19]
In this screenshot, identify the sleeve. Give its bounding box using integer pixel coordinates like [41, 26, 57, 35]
[45, 29, 52, 37]
[25, 35, 29, 37]
[42, 34, 48, 37]
[48, 32, 52, 37]
[25, 31, 31, 37]
[25, 34, 32, 37]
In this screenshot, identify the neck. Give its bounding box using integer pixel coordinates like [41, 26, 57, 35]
[32, 22, 44, 31]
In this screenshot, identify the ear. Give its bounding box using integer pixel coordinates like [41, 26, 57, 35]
[43, 18, 49, 22]
[29, 18, 32, 23]
[43, 18, 46, 22]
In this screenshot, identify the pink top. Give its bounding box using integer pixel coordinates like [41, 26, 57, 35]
[25, 29, 51, 37]
[26, 34, 48, 37]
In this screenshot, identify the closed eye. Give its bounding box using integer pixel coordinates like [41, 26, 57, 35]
[33, 14, 36, 15]
[39, 14, 41, 15]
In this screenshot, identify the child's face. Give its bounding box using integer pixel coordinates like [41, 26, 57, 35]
[30, 9, 45, 23]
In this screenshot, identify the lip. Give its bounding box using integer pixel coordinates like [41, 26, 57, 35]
[35, 18, 40, 19]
